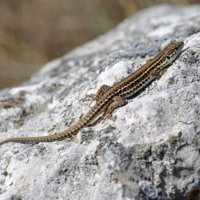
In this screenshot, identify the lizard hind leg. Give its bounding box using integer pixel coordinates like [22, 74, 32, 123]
[80, 84, 110, 107]
[98, 96, 125, 124]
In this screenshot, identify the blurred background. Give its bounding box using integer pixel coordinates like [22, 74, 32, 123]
[0, 0, 199, 89]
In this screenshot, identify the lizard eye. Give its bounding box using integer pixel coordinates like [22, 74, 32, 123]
[167, 56, 171, 60]
[174, 46, 179, 50]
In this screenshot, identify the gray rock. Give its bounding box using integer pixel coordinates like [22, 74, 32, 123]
[139, 181, 158, 199]
[1, 4, 200, 200]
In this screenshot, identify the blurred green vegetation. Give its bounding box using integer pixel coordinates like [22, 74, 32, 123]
[0, 0, 199, 89]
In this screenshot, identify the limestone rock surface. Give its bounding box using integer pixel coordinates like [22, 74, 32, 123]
[1, 5, 200, 200]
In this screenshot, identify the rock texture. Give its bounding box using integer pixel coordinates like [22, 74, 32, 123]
[1, 5, 200, 200]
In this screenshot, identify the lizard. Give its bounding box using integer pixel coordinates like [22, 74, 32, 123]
[0, 41, 184, 146]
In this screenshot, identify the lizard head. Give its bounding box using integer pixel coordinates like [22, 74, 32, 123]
[164, 41, 184, 62]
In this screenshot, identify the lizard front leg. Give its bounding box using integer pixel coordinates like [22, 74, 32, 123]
[150, 69, 167, 78]
[81, 84, 110, 107]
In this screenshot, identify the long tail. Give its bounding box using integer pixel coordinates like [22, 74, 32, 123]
[0, 106, 100, 145]
[0, 129, 78, 145]
[0, 125, 80, 145]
